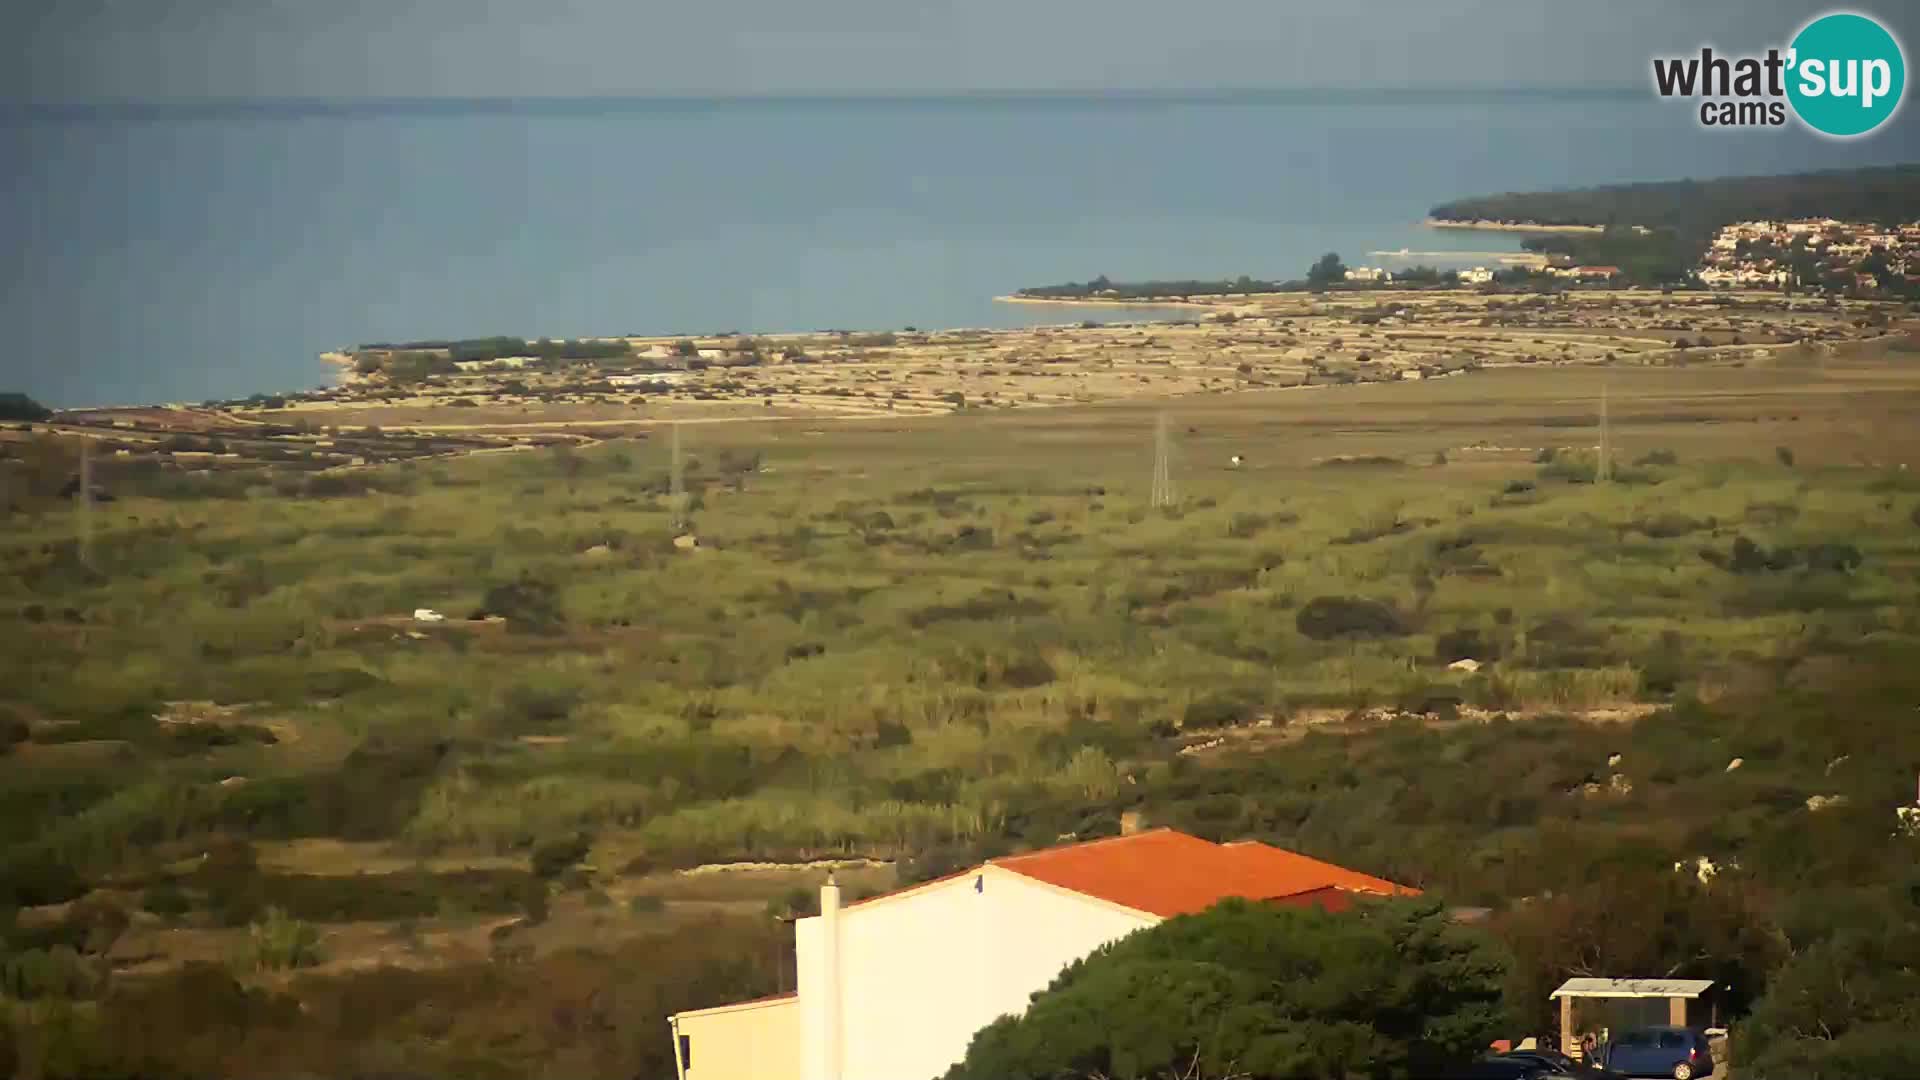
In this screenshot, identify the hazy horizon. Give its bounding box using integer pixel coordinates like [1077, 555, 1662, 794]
[7, 1, 1909, 102]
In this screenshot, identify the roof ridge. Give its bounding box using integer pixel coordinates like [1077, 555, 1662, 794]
[989, 827, 1188, 863]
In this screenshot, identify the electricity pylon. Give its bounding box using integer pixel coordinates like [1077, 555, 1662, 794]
[1150, 413, 1176, 508]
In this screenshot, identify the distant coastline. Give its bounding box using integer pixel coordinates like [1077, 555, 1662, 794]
[1423, 217, 1606, 234]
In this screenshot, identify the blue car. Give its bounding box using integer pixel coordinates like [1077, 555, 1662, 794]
[1598, 1026, 1715, 1079]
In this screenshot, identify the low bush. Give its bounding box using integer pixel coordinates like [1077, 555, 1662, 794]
[1434, 627, 1501, 663]
[531, 835, 592, 880]
[480, 574, 565, 633]
[1295, 596, 1408, 641]
[0, 946, 105, 1000]
[1182, 692, 1259, 729]
[248, 907, 323, 971]
[1632, 513, 1710, 538]
[142, 882, 192, 918]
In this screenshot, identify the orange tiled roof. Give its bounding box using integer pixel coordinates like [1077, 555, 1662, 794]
[988, 828, 1416, 918]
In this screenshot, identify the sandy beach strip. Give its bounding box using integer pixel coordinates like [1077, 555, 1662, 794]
[1423, 217, 1607, 234]
[994, 294, 1230, 310]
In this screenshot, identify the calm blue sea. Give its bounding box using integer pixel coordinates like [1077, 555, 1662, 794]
[2, 92, 1912, 407]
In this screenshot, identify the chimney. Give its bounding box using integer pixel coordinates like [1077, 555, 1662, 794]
[802, 875, 843, 1080]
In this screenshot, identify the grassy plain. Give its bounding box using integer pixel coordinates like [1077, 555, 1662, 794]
[3, 312, 1920, 1077]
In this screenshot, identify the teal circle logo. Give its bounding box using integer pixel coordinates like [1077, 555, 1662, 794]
[1787, 12, 1906, 137]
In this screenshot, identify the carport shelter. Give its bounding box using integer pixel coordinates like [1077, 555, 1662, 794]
[1551, 978, 1714, 1056]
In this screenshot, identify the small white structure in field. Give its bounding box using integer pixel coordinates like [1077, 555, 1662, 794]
[1229, 454, 1244, 468]
[413, 608, 446, 623]
[1447, 658, 1482, 673]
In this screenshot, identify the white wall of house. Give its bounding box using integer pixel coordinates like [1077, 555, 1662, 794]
[797, 867, 1153, 1080]
[673, 997, 801, 1080]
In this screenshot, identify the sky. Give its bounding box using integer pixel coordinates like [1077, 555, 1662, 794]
[5, 0, 1912, 101]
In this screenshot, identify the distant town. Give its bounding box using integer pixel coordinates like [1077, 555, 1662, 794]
[1339, 218, 1920, 294]
[1697, 217, 1920, 291]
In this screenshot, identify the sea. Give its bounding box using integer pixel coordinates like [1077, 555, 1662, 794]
[3, 91, 1914, 408]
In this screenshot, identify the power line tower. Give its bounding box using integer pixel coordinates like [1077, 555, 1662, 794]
[667, 423, 689, 533]
[1150, 412, 1176, 509]
[1596, 383, 1613, 484]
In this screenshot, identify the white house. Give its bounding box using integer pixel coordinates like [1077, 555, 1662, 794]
[667, 828, 1417, 1080]
[1460, 267, 1495, 285]
[1345, 266, 1391, 283]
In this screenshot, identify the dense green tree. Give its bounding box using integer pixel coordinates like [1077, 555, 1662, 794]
[1306, 253, 1349, 288]
[480, 573, 565, 633]
[0, 393, 53, 422]
[946, 898, 1506, 1080]
[1738, 904, 1920, 1080]
[1495, 868, 1786, 1034]
[1430, 165, 1920, 232]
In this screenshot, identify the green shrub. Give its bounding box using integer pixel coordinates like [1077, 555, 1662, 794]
[500, 682, 583, 735]
[0, 946, 104, 999]
[480, 574, 565, 633]
[247, 907, 322, 972]
[0, 855, 89, 909]
[1433, 627, 1501, 663]
[531, 835, 591, 880]
[766, 887, 818, 920]
[521, 880, 551, 924]
[1633, 513, 1710, 538]
[1226, 512, 1269, 539]
[1295, 596, 1407, 641]
[1183, 693, 1257, 729]
[0, 708, 30, 750]
[141, 883, 192, 918]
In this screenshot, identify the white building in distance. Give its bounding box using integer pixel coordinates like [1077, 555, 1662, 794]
[666, 829, 1417, 1080]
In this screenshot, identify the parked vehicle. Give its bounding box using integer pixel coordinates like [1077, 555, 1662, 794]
[1421, 1055, 1574, 1079]
[1497, 1049, 1627, 1077]
[1598, 1026, 1715, 1079]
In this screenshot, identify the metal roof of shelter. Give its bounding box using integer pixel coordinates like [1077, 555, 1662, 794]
[1550, 978, 1715, 1000]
